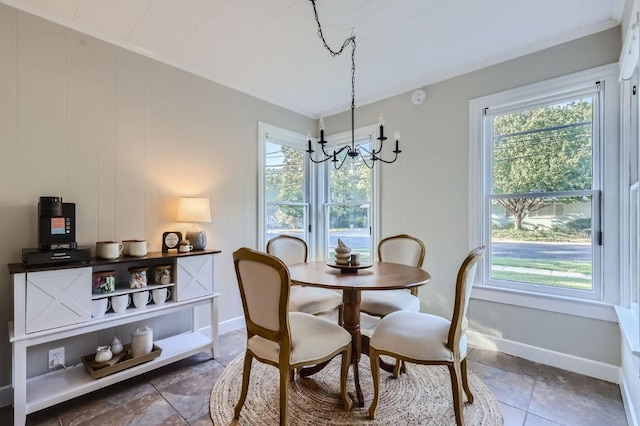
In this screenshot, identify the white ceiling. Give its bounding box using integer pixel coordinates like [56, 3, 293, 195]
[1, 0, 625, 118]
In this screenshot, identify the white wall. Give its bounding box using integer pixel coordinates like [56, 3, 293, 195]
[0, 3, 313, 391]
[325, 27, 623, 370]
[0, 0, 627, 406]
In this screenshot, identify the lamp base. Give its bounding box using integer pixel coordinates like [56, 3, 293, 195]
[186, 230, 207, 250]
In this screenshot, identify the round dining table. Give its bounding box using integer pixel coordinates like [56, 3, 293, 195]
[288, 260, 431, 407]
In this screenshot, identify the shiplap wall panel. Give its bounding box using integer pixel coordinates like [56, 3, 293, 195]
[96, 42, 116, 242]
[65, 30, 99, 245]
[114, 49, 146, 241]
[0, 4, 313, 393]
[143, 59, 159, 245]
[17, 14, 67, 247]
[0, 3, 19, 388]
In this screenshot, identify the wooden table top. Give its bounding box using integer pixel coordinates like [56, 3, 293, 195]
[288, 260, 431, 291]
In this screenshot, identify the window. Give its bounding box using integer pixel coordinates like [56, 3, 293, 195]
[262, 133, 309, 244]
[470, 65, 620, 309]
[621, 68, 640, 318]
[259, 123, 379, 261]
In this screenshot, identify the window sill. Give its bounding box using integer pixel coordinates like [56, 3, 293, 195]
[614, 305, 640, 357]
[471, 285, 617, 322]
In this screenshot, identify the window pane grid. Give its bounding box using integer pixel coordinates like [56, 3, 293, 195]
[483, 91, 600, 299]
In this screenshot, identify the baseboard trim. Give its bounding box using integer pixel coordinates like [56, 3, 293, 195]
[218, 316, 244, 335]
[620, 369, 639, 426]
[468, 331, 619, 383]
[0, 384, 11, 408]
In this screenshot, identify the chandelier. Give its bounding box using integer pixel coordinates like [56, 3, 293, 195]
[306, 0, 401, 170]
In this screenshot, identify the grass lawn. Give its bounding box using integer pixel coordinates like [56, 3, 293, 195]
[491, 256, 592, 290]
[491, 270, 592, 291]
[492, 256, 592, 275]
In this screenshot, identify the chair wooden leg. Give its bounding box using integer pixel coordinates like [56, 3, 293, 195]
[393, 359, 401, 378]
[340, 346, 353, 411]
[234, 353, 253, 419]
[279, 365, 290, 425]
[393, 359, 408, 378]
[447, 362, 465, 426]
[368, 348, 381, 420]
[338, 305, 344, 326]
[461, 357, 474, 403]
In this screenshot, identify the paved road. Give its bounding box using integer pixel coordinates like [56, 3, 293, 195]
[269, 230, 592, 261]
[491, 241, 591, 261]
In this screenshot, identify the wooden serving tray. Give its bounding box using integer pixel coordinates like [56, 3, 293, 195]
[326, 261, 373, 274]
[82, 343, 162, 379]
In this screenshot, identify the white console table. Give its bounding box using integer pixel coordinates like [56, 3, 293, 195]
[8, 249, 220, 426]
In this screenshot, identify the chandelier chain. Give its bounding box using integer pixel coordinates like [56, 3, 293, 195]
[310, 0, 356, 110]
[307, 0, 401, 169]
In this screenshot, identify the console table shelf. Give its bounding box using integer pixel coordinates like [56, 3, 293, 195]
[25, 332, 212, 414]
[8, 250, 220, 426]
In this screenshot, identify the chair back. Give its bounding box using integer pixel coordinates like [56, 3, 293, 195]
[378, 234, 425, 267]
[233, 247, 290, 343]
[267, 235, 308, 266]
[447, 246, 485, 353]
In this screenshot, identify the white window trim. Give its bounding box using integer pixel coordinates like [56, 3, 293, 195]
[258, 122, 311, 253]
[315, 124, 380, 260]
[258, 122, 381, 262]
[469, 63, 620, 322]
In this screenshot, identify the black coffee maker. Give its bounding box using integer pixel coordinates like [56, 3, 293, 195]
[38, 196, 76, 250]
[22, 196, 91, 265]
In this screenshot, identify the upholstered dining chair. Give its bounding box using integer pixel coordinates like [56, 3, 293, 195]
[359, 234, 425, 318]
[367, 246, 485, 426]
[232, 247, 352, 425]
[267, 235, 343, 323]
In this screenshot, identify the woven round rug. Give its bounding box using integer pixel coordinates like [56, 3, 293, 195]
[210, 354, 503, 425]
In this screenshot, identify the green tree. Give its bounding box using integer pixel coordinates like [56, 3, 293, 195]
[492, 98, 592, 229]
[329, 159, 371, 228]
[265, 145, 304, 229]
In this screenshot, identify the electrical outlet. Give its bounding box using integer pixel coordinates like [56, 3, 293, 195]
[48, 347, 65, 369]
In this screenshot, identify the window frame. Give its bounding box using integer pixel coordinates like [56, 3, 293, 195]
[258, 122, 380, 261]
[469, 64, 620, 322]
[316, 125, 379, 261]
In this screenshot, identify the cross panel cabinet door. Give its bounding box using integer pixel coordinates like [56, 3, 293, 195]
[26, 267, 92, 333]
[176, 255, 213, 301]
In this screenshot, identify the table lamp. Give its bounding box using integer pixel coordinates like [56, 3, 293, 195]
[176, 197, 211, 250]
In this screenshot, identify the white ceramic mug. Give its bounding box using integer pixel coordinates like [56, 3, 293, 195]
[178, 244, 193, 253]
[132, 291, 152, 309]
[152, 288, 172, 305]
[91, 298, 111, 318]
[111, 294, 131, 313]
[96, 241, 123, 260]
[122, 240, 136, 256]
[129, 240, 150, 257]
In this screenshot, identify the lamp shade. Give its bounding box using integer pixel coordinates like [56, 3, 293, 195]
[176, 198, 211, 223]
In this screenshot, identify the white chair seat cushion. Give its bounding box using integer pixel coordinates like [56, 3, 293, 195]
[289, 286, 342, 315]
[359, 290, 420, 317]
[248, 312, 351, 365]
[370, 311, 467, 362]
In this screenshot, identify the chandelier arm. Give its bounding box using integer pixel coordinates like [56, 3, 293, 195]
[370, 152, 400, 164]
[333, 152, 349, 169]
[308, 143, 349, 164]
[358, 153, 376, 169]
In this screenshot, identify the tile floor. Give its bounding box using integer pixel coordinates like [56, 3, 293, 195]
[1, 316, 629, 426]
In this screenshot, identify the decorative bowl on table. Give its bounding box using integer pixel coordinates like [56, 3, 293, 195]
[334, 238, 352, 264]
